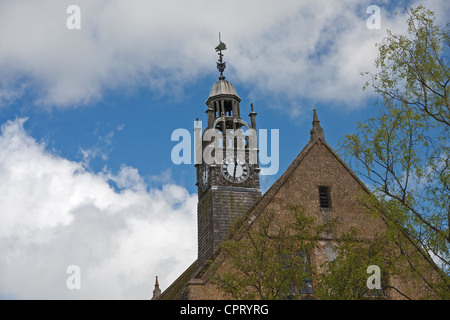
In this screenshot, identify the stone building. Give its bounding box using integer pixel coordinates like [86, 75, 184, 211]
[153, 43, 442, 300]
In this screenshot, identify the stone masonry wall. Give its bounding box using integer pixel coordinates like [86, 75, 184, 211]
[188, 140, 437, 300]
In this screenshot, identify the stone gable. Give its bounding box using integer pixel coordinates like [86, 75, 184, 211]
[155, 109, 442, 300]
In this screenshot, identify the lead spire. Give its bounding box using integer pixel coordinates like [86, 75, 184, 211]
[215, 33, 227, 79]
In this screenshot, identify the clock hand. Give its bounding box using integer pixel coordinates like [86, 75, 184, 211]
[233, 158, 237, 179]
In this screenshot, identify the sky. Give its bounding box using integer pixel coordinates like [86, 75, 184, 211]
[0, 0, 449, 299]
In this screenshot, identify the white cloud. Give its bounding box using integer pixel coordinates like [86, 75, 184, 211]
[0, 118, 197, 299]
[0, 0, 447, 110]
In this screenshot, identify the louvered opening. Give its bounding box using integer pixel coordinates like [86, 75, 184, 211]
[319, 186, 331, 209]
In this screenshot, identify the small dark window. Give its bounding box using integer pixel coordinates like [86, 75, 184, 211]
[319, 186, 331, 209]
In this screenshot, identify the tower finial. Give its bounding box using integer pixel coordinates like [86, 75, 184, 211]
[310, 108, 325, 141]
[215, 33, 227, 79]
[152, 276, 161, 299]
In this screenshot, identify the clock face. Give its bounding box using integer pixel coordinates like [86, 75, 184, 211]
[201, 165, 209, 190]
[222, 157, 249, 183]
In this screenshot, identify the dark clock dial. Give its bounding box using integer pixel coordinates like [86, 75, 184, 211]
[221, 156, 249, 183]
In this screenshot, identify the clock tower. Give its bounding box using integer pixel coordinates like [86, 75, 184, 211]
[195, 39, 262, 268]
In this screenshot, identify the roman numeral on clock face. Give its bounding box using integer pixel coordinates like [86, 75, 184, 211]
[221, 156, 249, 183]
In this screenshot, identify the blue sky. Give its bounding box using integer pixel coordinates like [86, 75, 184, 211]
[0, 0, 448, 299]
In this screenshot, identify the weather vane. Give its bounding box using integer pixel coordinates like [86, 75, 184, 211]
[215, 32, 227, 78]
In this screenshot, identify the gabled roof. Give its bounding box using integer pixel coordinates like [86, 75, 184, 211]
[194, 132, 373, 283]
[156, 109, 373, 299]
